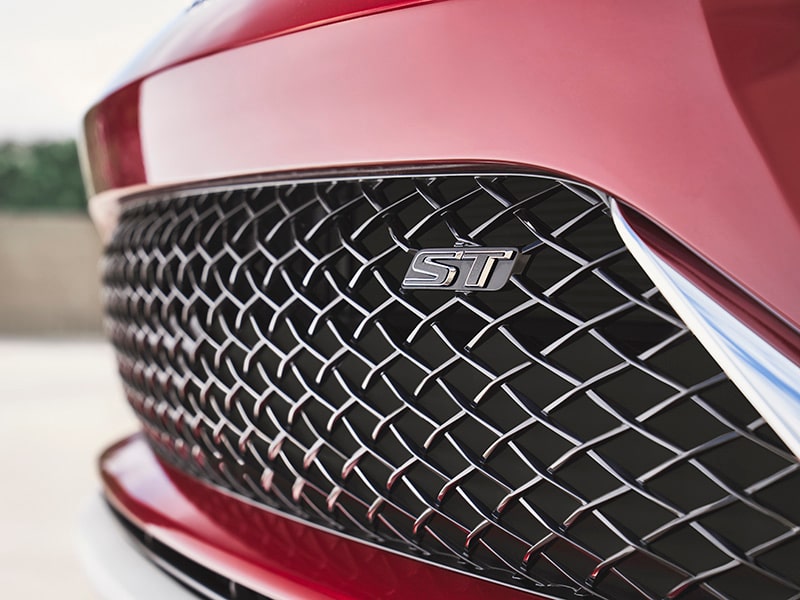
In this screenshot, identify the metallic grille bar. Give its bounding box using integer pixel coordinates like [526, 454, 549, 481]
[103, 173, 800, 600]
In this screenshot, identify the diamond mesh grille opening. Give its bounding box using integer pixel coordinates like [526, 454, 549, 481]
[103, 174, 800, 600]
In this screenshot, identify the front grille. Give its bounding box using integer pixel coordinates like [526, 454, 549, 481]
[103, 173, 800, 600]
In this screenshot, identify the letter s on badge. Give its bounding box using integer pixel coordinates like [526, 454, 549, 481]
[401, 248, 525, 292]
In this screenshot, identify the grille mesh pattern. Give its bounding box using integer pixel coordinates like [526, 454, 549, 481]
[103, 174, 800, 600]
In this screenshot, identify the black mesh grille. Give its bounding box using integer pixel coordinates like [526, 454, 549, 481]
[103, 173, 800, 600]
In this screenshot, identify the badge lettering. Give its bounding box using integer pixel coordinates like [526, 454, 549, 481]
[401, 248, 523, 291]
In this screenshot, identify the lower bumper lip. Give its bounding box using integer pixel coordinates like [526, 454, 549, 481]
[77, 493, 200, 600]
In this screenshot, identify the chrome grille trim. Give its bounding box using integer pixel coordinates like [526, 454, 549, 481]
[103, 173, 800, 600]
[611, 200, 800, 461]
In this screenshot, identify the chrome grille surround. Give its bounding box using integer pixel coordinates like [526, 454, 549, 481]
[103, 173, 800, 600]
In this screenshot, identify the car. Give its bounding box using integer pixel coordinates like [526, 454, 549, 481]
[77, 1, 800, 599]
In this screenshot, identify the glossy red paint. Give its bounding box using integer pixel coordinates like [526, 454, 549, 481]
[104, 0, 439, 95]
[82, 82, 143, 194]
[702, 0, 800, 234]
[83, 0, 438, 194]
[102, 434, 543, 600]
[83, 0, 800, 361]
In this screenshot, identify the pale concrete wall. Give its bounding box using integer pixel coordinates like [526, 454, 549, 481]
[0, 214, 104, 335]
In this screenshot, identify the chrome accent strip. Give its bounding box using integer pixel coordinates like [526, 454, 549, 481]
[611, 200, 800, 459]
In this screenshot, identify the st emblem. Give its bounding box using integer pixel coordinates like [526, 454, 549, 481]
[401, 247, 524, 292]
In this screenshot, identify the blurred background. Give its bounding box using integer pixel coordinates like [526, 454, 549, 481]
[0, 1, 187, 597]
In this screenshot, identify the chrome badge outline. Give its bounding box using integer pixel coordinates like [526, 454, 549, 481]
[401, 247, 525, 291]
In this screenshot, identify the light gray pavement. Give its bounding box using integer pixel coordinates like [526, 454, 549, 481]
[0, 339, 137, 598]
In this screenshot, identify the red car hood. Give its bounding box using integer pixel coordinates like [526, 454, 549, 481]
[106, 0, 438, 94]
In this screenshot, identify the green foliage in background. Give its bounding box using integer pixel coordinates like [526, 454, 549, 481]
[0, 140, 86, 212]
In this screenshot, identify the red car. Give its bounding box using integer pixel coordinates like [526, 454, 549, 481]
[78, 1, 800, 599]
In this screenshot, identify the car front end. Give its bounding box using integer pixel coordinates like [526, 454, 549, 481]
[79, 2, 800, 599]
